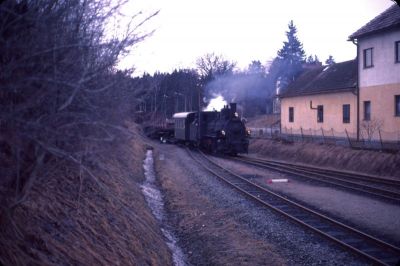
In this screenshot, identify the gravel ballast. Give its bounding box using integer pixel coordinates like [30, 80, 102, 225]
[211, 156, 400, 245]
[155, 144, 368, 265]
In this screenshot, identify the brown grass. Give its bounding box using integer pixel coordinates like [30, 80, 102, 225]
[250, 138, 400, 178]
[0, 123, 172, 266]
[246, 114, 280, 127]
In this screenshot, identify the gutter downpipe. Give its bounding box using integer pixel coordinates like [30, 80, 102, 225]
[352, 38, 360, 141]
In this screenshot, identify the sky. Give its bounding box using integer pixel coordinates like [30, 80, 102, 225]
[118, 0, 395, 76]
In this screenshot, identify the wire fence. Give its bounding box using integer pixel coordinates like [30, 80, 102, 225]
[249, 126, 400, 152]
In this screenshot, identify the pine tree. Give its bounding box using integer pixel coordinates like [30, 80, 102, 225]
[276, 20, 306, 88]
[306, 55, 322, 66]
[325, 55, 336, 65]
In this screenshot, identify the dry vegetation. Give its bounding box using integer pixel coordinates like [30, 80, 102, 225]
[0, 125, 173, 265]
[246, 114, 280, 128]
[247, 114, 399, 177]
[0, 1, 172, 265]
[250, 138, 400, 178]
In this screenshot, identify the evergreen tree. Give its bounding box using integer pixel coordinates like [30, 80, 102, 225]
[306, 55, 314, 64]
[325, 55, 336, 65]
[247, 60, 265, 75]
[306, 54, 322, 66]
[276, 20, 306, 88]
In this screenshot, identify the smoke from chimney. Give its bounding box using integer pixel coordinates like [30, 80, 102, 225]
[204, 94, 227, 111]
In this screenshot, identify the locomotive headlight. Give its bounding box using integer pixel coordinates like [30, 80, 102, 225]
[246, 129, 251, 136]
[234, 112, 239, 117]
[221, 130, 226, 136]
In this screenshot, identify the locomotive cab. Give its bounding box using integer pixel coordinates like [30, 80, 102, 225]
[201, 103, 249, 155]
[171, 103, 249, 155]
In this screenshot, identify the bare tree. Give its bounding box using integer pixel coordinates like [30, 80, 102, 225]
[0, 0, 156, 221]
[361, 118, 384, 141]
[196, 53, 236, 82]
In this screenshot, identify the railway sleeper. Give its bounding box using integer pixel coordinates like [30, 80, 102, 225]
[382, 256, 400, 265]
[323, 230, 347, 237]
[272, 204, 292, 210]
[340, 238, 364, 245]
[299, 219, 320, 225]
[311, 224, 332, 231]
[355, 246, 385, 256]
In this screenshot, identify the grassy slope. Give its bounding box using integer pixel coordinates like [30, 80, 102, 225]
[0, 124, 172, 265]
[247, 114, 399, 178]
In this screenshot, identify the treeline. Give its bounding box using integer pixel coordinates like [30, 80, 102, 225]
[132, 64, 274, 119]
[133, 20, 334, 119]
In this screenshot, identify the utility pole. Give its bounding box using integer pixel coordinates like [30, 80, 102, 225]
[198, 85, 201, 142]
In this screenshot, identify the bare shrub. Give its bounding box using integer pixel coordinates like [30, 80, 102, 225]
[360, 118, 384, 141]
[0, 0, 155, 219]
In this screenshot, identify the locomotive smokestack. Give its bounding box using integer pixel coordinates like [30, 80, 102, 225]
[230, 103, 237, 113]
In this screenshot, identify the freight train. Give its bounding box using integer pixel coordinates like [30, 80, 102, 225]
[171, 103, 249, 155]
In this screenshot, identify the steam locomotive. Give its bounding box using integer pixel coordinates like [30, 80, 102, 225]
[172, 103, 249, 155]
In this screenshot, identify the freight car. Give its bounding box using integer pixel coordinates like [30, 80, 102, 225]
[172, 103, 249, 155]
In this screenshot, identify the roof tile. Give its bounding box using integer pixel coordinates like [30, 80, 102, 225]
[349, 4, 400, 40]
[281, 60, 357, 98]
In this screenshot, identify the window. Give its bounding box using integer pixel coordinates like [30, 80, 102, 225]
[396, 41, 400, 63]
[363, 48, 373, 68]
[317, 105, 323, 123]
[364, 101, 371, 121]
[288, 107, 294, 122]
[396, 95, 400, 117]
[343, 104, 350, 123]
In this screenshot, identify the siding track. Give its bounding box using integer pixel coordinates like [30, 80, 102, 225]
[188, 149, 400, 266]
[232, 156, 400, 203]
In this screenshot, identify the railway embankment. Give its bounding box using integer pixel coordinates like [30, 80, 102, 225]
[249, 138, 400, 178]
[0, 124, 173, 265]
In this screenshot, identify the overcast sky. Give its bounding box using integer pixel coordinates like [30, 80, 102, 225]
[118, 0, 395, 76]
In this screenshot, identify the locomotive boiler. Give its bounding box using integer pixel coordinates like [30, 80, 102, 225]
[172, 103, 249, 155]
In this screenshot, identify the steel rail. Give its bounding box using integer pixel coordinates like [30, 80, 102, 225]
[231, 156, 400, 202]
[240, 156, 400, 187]
[188, 149, 400, 266]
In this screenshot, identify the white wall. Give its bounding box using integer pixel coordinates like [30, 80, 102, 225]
[358, 30, 400, 87]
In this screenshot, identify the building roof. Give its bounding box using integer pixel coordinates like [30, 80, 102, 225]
[280, 60, 357, 98]
[349, 4, 400, 40]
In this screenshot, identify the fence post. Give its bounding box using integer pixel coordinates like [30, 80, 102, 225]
[345, 129, 352, 148]
[321, 127, 325, 144]
[283, 127, 286, 140]
[300, 127, 304, 142]
[378, 129, 383, 150]
[290, 128, 294, 142]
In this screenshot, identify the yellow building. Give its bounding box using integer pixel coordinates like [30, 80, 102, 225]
[349, 4, 400, 141]
[281, 5, 400, 143]
[280, 60, 358, 139]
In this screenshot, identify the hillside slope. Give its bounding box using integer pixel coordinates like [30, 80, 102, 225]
[0, 125, 172, 265]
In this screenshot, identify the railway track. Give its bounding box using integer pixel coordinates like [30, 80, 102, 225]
[187, 148, 400, 266]
[231, 156, 400, 203]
